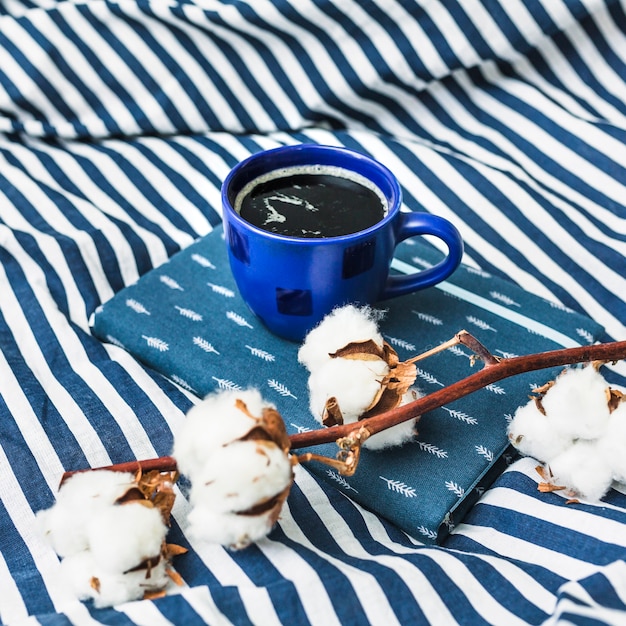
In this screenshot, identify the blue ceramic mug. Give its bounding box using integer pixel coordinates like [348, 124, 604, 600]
[222, 144, 463, 341]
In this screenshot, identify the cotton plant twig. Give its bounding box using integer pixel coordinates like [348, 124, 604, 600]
[62, 333, 626, 482]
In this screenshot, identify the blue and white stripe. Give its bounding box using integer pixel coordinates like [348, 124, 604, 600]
[0, 1, 625, 624]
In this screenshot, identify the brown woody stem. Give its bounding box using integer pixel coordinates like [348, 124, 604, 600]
[62, 337, 626, 481]
[290, 339, 626, 448]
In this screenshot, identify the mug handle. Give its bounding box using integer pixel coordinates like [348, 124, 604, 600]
[380, 212, 464, 299]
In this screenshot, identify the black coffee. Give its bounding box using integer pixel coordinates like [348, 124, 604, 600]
[235, 165, 387, 238]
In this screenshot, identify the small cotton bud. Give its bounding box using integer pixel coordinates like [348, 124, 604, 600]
[173, 388, 294, 549]
[188, 440, 293, 515]
[541, 365, 612, 440]
[36, 470, 138, 557]
[174, 388, 275, 479]
[307, 358, 389, 425]
[598, 401, 626, 485]
[507, 400, 573, 463]
[363, 389, 420, 450]
[547, 440, 614, 502]
[86, 502, 168, 574]
[60, 550, 169, 609]
[186, 506, 283, 550]
[298, 305, 384, 372]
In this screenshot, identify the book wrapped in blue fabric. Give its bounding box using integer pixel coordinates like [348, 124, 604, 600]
[91, 225, 603, 544]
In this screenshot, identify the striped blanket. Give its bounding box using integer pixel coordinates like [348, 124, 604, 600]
[0, 1, 625, 624]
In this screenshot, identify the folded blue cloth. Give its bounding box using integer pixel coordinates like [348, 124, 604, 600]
[91, 225, 603, 543]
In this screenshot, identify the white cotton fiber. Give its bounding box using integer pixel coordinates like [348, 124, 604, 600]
[307, 358, 389, 425]
[188, 440, 293, 514]
[37, 470, 137, 557]
[174, 388, 273, 479]
[186, 506, 278, 550]
[60, 549, 169, 608]
[507, 400, 573, 463]
[541, 366, 611, 440]
[172, 388, 294, 549]
[598, 402, 626, 484]
[298, 305, 384, 372]
[548, 440, 614, 502]
[86, 502, 167, 574]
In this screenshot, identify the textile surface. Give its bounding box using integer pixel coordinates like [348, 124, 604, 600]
[92, 225, 603, 545]
[0, 1, 625, 624]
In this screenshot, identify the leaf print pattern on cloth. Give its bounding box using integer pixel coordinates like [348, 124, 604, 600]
[327, 470, 358, 493]
[475, 445, 494, 462]
[466, 316, 497, 332]
[193, 336, 220, 354]
[191, 253, 216, 269]
[142, 335, 168, 351]
[412, 311, 443, 326]
[226, 311, 253, 328]
[159, 275, 184, 290]
[489, 291, 519, 307]
[175, 306, 203, 321]
[418, 526, 438, 541]
[171, 375, 196, 392]
[267, 379, 297, 399]
[415, 368, 444, 387]
[245, 345, 276, 362]
[446, 481, 465, 498]
[442, 407, 478, 425]
[379, 477, 417, 498]
[417, 441, 448, 459]
[126, 298, 150, 315]
[385, 336, 416, 352]
[207, 282, 235, 298]
[211, 376, 242, 391]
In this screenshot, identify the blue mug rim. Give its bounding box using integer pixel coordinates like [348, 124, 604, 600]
[221, 144, 402, 245]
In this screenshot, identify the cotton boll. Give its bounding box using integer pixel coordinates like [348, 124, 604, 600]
[174, 388, 274, 479]
[507, 400, 573, 464]
[86, 502, 168, 574]
[541, 366, 611, 440]
[598, 402, 626, 484]
[188, 440, 294, 514]
[186, 506, 279, 550]
[307, 358, 389, 425]
[362, 388, 421, 451]
[60, 550, 169, 608]
[37, 470, 137, 557]
[548, 440, 614, 502]
[298, 305, 384, 372]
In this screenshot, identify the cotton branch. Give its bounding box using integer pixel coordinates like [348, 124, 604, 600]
[290, 334, 626, 449]
[62, 334, 626, 482]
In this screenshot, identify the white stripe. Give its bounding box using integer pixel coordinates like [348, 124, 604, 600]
[370, 0, 449, 78]
[0, 350, 65, 493]
[283, 468, 437, 625]
[259, 539, 342, 626]
[60, 4, 176, 135]
[19, 134, 170, 284]
[59, 139, 198, 253]
[0, 446, 76, 612]
[120, 602, 175, 625]
[168, 2, 301, 132]
[0, 551, 29, 625]
[0, 165, 111, 319]
[0, 252, 111, 467]
[543, 0, 626, 106]
[176, 586, 235, 626]
[2, 138, 138, 292]
[347, 494, 557, 615]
